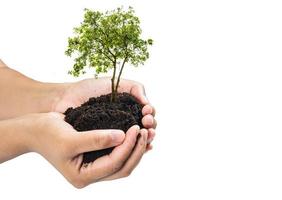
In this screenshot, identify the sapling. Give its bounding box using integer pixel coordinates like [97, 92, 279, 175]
[65, 7, 153, 102]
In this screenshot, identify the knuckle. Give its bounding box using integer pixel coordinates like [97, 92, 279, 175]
[109, 161, 123, 174]
[104, 134, 113, 146]
[72, 180, 86, 189]
[95, 134, 112, 148]
[122, 169, 132, 178]
[69, 176, 87, 189]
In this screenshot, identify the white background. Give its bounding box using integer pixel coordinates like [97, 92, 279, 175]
[1, 0, 282, 199]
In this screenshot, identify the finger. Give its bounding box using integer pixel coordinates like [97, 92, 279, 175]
[142, 114, 157, 129]
[72, 129, 125, 154]
[145, 144, 153, 153]
[147, 128, 156, 144]
[130, 84, 149, 105]
[102, 78, 149, 105]
[142, 105, 156, 117]
[145, 128, 155, 153]
[101, 129, 148, 181]
[80, 125, 140, 182]
[48, 111, 66, 119]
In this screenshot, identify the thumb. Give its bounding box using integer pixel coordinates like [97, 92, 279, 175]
[73, 129, 125, 154]
[131, 84, 149, 105]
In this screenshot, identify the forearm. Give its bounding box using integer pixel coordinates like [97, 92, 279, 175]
[0, 116, 32, 163]
[0, 63, 68, 119]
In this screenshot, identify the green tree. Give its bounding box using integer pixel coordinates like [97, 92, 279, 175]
[66, 7, 153, 101]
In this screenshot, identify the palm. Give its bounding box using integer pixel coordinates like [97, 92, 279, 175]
[53, 77, 156, 150]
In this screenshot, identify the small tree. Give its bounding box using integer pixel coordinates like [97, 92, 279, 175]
[66, 7, 153, 102]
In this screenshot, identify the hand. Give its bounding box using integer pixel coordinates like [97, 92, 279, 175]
[53, 77, 157, 150]
[0, 66, 157, 145]
[26, 112, 149, 188]
[0, 59, 7, 68]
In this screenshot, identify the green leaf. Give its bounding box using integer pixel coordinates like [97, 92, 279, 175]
[65, 6, 153, 96]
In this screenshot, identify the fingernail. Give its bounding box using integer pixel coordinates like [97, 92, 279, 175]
[111, 130, 125, 144]
[135, 125, 140, 134]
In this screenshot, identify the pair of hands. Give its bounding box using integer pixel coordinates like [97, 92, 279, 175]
[29, 78, 156, 188]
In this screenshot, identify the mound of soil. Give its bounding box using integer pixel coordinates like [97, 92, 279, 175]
[64, 93, 144, 163]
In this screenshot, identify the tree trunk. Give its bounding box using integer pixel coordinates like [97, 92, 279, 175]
[111, 61, 117, 102]
[115, 57, 127, 95]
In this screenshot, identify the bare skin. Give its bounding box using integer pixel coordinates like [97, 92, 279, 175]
[0, 59, 157, 188]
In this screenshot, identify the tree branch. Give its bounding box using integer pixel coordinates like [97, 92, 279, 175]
[90, 21, 116, 59]
[115, 55, 128, 94]
[115, 36, 128, 93]
[95, 38, 115, 63]
[111, 58, 117, 102]
[98, 29, 116, 58]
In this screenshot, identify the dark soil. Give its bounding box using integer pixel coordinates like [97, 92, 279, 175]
[64, 93, 144, 163]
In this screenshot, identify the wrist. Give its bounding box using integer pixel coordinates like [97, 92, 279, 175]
[0, 67, 72, 119]
[33, 81, 72, 113]
[19, 113, 45, 153]
[21, 112, 65, 156]
[16, 113, 54, 154]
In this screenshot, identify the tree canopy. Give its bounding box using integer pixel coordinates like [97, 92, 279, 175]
[66, 7, 153, 101]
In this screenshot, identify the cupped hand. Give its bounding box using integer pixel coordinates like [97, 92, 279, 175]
[28, 112, 148, 188]
[53, 78, 157, 150]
